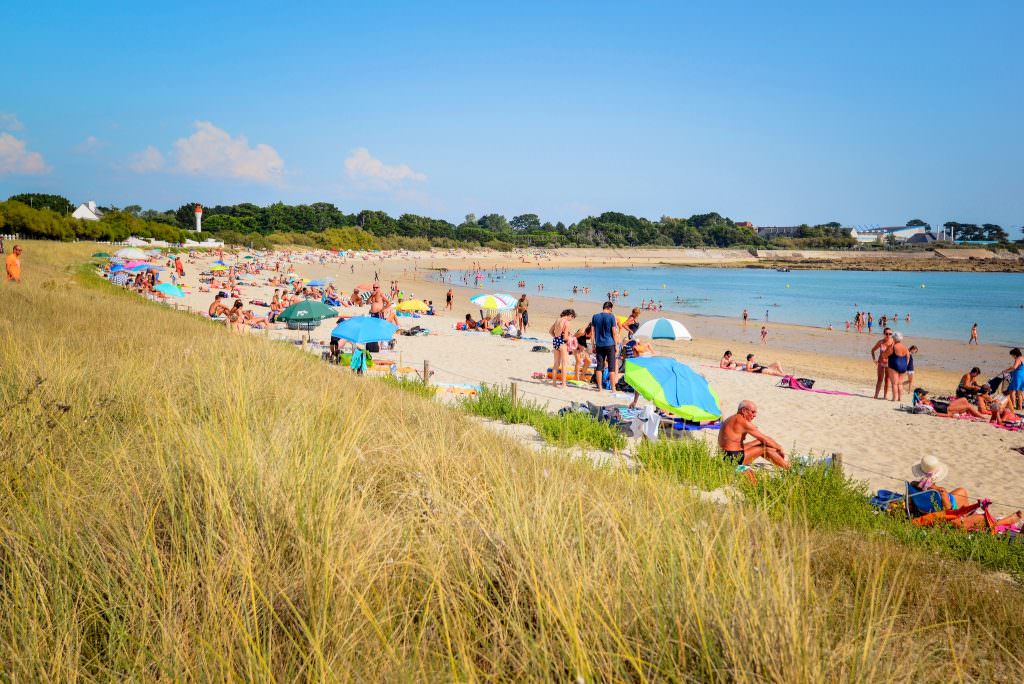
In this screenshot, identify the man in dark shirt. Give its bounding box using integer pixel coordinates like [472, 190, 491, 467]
[589, 301, 619, 392]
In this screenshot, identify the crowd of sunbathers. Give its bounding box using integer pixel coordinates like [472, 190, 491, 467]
[910, 350, 1024, 428]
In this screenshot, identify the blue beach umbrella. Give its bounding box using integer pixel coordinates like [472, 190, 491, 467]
[634, 317, 693, 341]
[624, 357, 720, 421]
[153, 283, 185, 298]
[330, 316, 398, 344]
[307, 279, 327, 287]
[109, 264, 126, 273]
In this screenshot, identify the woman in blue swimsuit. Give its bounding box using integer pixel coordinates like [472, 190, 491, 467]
[1004, 347, 1024, 411]
[886, 332, 910, 403]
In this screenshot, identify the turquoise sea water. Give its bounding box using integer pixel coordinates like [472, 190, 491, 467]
[446, 267, 1024, 346]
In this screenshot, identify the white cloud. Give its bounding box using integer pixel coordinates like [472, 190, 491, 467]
[173, 121, 283, 183]
[344, 147, 426, 185]
[75, 135, 106, 154]
[0, 113, 23, 132]
[129, 145, 165, 173]
[0, 133, 49, 174]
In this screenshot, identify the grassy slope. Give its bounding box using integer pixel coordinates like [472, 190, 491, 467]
[1, 241, 1023, 681]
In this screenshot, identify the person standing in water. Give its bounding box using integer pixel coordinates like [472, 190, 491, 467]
[742, 309, 748, 325]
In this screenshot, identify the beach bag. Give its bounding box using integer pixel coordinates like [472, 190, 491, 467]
[795, 377, 815, 389]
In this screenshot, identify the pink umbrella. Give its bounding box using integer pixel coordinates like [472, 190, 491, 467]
[123, 260, 149, 268]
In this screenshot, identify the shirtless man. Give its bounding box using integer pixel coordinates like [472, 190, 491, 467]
[208, 293, 231, 317]
[870, 327, 894, 399]
[718, 400, 790, 469]
[367, 282, 392, 319]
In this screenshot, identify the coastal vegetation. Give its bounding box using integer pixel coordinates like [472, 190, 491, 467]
[7, 193, 1020, 251]
[2, 241, 1024, 679]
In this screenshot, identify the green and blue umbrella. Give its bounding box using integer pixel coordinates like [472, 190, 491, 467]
[330, 316, 398, 344]
[153, 283, 185, 298]
[634, 317, 692, 341]
[624, 357, 720, 421]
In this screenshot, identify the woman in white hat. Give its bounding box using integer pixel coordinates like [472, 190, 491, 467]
[911, 456, 966, 511]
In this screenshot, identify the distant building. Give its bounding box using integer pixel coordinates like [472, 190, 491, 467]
[757, 226, 802, 238]
[71, 200, 103, 221]
[906, 232, 937, 245]
[850, 226, 926, 243]
[735, 221, 755, 229]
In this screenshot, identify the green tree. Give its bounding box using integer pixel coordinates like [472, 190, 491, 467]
[477, 214, 511, 232]
[8, 193, 74, 214]
[510, 214, 541, 232]
[906, 218, 930, 229]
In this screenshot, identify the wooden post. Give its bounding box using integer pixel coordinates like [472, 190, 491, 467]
[423, 360, 430, 386]
[511, 382, 519, 408]
[302, 333, 308, 351]
[186, 305, 192, 314]
[832, 452, 844, 474]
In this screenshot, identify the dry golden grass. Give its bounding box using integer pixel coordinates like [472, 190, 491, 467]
[1, 241, 1023, 681]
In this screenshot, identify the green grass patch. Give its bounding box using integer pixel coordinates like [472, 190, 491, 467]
[462, 384, 627, 451]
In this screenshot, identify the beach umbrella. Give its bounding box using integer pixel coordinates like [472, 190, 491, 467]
[329, 316, 398, 344]
[278, 301, 338, 322]
[396, 299, 429, 312]
[109, 264, 126, 273]
[354, 282, 375, 291]
[213, 260, 227, 266]
[634, 317, 693, 341]
[307, 279, 328, 287]
[115, 247, 147, 259]
[624, 357, 720, 422]
[92, 252, 111, 258]
[147, 249, 162, 256]
[210, 265, 227, 271]
[153, 283, 185, 298]
[109, 272, 131, 286]
[123, 260, 148, 269]
[470, 293, 517, 311]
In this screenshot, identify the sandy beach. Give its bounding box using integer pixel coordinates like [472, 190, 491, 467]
[147, 247, 1024, 513]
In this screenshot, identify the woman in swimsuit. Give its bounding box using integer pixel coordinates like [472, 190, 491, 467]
[572, 324, 591, 383]
[550, 309, 576, 388]
[720, 350, 740, 370]
[915, 389, 985, 418]
[624, 308, 641, 336]
[1003, 348, 1024, 411]
[886, 332, 910, 402]
[976, 386, 1020, 424]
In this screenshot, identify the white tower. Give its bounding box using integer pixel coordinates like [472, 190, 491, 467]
[194, 204, 203, 233]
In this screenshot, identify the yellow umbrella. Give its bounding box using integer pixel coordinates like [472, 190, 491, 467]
[397, 299, 429, 312]
[210, 264, 227, 271]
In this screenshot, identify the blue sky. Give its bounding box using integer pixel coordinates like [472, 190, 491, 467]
[2, 0, 1021, 232]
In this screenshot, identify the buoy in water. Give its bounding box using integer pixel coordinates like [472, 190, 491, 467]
[921, 284, 926, 288]
[785, 284, 791, 288]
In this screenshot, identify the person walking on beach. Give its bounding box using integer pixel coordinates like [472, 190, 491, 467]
[549, 309, 576, 388]
[742, 309, 748, 325]
[760, 325, 768, 345]
[515, 293, 529, 332]
[718, 400, 790, 470]
[5, 244, 22, 283]
[867, 313, 873, 334]
[969, 323, 979, 345]
[590, 301, 619, 393]
[871, 327, 894, 399]
[445, 288, 453, 311]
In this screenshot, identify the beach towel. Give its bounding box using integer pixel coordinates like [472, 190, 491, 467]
[777, 375, 853, 396]
[350, 349, 368, 373]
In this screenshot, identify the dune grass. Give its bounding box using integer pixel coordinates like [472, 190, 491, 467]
[461, 384, 627, 451]
[1, 241, 1024, 680]
[637, 438, 1024, 577]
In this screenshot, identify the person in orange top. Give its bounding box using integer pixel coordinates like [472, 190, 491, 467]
[5, 245, 22, 282]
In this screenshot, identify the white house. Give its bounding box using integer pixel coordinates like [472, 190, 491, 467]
[72, 200, 103, 221]
[850, 226, 927, 244]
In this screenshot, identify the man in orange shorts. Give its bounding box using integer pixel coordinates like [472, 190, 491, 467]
[5, 245, 22, 283]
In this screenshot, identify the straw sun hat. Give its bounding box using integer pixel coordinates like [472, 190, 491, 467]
[911, 455, 948, 483]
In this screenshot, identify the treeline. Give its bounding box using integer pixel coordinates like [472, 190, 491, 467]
[8, 193, 1016, 250]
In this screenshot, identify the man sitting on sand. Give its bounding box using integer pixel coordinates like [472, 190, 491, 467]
[718, 400, 790, 469]
[956, 367, 983, 399]
[743, 353, 785, 377]
[208, 293, 231, 318]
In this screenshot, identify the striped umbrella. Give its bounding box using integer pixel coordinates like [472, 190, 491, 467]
[110, 272, 131, 286]
[470, 293, 517, 311]
[634, 317, 693, 341]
